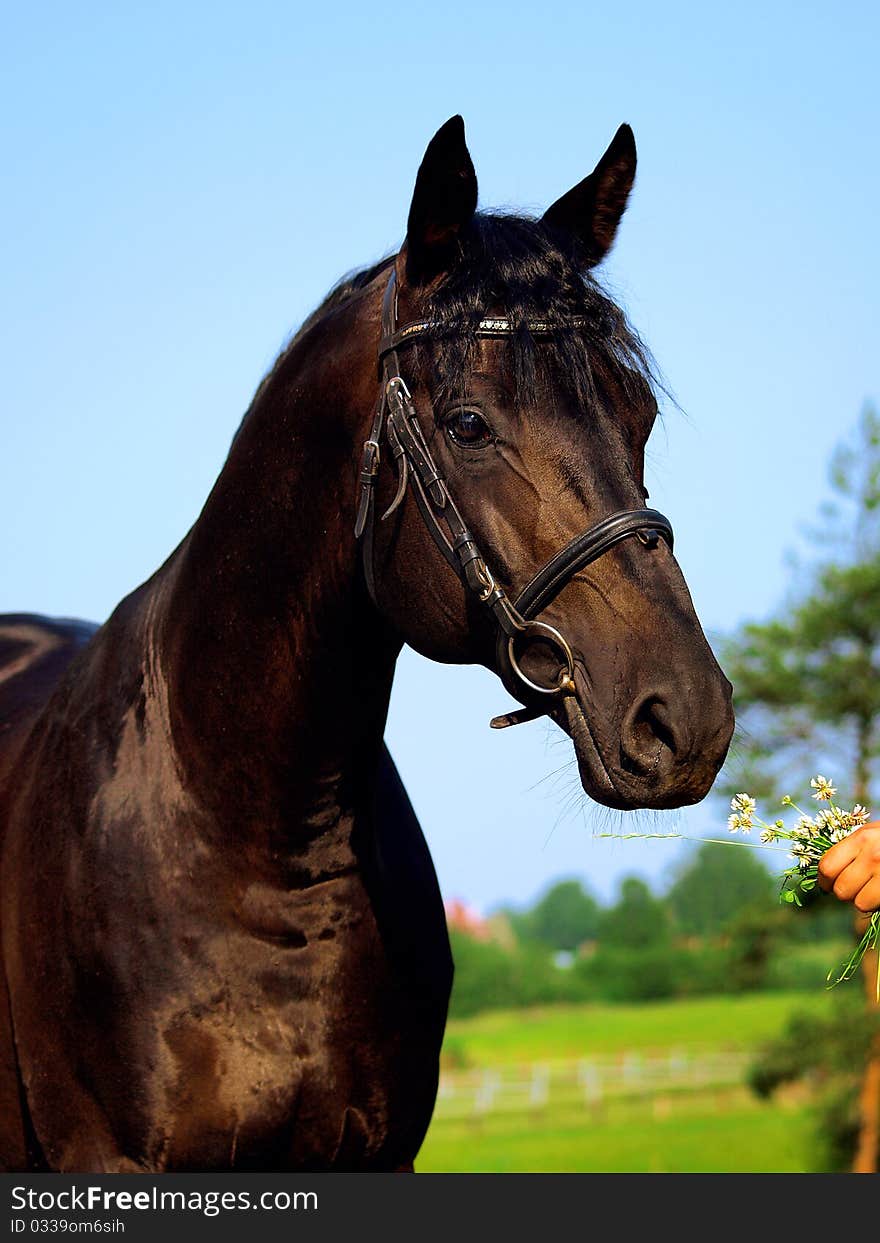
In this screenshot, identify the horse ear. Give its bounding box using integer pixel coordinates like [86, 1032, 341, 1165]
[542, 124, 637, 265]
[404, 115, 478, 286]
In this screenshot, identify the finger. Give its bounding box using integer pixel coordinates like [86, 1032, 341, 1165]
[854, 875, 880, 915]
[831, 856, 876, 903]
[818, 832, 864, 890]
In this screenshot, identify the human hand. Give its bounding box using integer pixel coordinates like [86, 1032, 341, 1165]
[818, 822, 880, 914]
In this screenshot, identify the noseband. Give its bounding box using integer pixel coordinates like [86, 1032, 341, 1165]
[354, 270, 674, 728]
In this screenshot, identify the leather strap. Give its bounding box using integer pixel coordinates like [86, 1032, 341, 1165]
[513, 508, 673, 619]
[379, 314, 590, 361]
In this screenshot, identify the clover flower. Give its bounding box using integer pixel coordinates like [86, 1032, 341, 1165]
[728, 794, 756, 834]
[810, 775, 836, 801]
[791, 815, 815, 838]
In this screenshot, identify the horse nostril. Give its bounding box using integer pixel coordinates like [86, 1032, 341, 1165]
[620, 695, 680, 778]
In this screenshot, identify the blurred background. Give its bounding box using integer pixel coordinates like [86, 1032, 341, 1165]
[2, 1, 878, 1172]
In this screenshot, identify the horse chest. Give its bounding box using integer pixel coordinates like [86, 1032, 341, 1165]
[150, 879, 444, 1170]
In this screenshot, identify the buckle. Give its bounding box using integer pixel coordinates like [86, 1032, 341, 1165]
[385, 376, 412, 414]
[359, 438, 380, 484]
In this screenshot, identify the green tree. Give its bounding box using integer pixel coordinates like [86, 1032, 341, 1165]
[721, 404, 880, 804]
[521, 878, 601, 952]
[722, 905, 791, 991]
[497, 878, 601, 953]
[719, 403, 880, 1173]
[666, 841, 776, 938]
[597, 876, 671, 950]
[446, 929, 587, 1017]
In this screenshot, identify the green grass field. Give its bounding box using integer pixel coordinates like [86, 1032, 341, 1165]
[417, 991, 833, 1173]
[418, 1095, 812, 1172]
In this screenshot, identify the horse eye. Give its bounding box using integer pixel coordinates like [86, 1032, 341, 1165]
[446, 409, 492, 449]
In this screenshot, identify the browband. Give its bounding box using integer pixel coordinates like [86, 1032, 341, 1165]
[379, 315, 590, 360]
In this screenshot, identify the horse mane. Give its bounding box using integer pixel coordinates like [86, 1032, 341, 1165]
[233, 212, 660, 446]
[229, 256, 395, 447]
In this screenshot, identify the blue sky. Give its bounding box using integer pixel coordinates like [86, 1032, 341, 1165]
[2, 2, 878, 912]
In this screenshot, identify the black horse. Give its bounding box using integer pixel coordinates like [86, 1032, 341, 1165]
[0, 117, 733, 1172]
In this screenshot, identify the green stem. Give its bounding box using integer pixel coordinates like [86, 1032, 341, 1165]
[592, 832, 791, 853]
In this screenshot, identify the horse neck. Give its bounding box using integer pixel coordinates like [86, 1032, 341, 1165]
[154, 287, 399, 846]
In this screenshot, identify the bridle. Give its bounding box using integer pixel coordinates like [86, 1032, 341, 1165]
[354, 269, 674, 728]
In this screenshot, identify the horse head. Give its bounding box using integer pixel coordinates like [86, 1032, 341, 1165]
[357, 116, 733, 811]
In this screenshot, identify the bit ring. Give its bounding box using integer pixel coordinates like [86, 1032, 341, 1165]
[506, 620, 576, 697]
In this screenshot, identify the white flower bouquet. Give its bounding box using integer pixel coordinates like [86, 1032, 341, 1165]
[728, 776, 880, 994]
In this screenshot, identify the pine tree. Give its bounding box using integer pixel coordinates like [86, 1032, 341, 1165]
[720, 404, 880, 1172]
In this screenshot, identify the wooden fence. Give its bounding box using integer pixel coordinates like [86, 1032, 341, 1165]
[434, 1047, 754, 1122]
